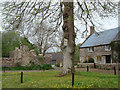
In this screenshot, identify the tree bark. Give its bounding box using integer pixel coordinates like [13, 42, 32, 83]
[62, 1, 75, 74]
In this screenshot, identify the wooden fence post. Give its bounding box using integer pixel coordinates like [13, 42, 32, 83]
[72, 73, 74, 87]
[87, 66, 89, 72]
[114, 67, 116, 75]
[21, 72, 23, 83]
[3, 67, 5, 72]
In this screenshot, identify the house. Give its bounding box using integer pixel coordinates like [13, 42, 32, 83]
[80, 26, 120, 64]
[44, 53, 63, 66]
[51, 53, 63, 66]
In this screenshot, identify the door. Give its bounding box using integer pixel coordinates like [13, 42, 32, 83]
[106, 55, 111, 63]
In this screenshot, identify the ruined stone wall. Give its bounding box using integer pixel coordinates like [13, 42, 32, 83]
[2, 44, 41, 67]
[2, 58, 14, 67]
[2, 44, 62, 67]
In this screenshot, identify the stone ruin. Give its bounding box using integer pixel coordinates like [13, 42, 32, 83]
[1, 44, 62, 67]
[2, 44, 41, 67]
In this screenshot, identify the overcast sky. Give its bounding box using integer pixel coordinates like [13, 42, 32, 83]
[75, 16, 118, 44]
[0, 1, 119, 52]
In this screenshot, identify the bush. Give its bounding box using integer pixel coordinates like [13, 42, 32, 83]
[77, 65, 80, 68]
[88, 58, 94, 63]
[55, 62, 60, 67]
[3, 64, 53, 71]
[43, 64, 53, 70]
[106, 68, 110, 70]
[83, 60, 88, 63]
[83, 58, 94, 63]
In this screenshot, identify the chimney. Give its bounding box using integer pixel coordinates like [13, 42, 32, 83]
[90, 26, 94, 35]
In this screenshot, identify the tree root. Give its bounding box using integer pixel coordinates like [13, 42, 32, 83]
[55, 73, 67, 77]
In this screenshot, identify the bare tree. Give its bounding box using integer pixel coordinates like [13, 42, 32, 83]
[30, 21, 61, 55]
[1, 0, 118, 74]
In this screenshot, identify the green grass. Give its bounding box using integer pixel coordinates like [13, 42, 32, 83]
[2, 71, 119, 88]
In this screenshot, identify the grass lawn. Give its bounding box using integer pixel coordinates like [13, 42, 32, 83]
[2, 71, 119, 88]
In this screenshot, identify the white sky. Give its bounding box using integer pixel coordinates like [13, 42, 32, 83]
[75, 16, 118, 44]
[0, 1, 119, 52]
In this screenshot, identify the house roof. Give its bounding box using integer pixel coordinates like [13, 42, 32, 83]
[113, 30, 120, 41]
[52, 53, 63, 61]
[80, 27, 119, 48]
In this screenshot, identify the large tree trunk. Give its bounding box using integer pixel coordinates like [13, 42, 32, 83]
[62, 1, 75, 74]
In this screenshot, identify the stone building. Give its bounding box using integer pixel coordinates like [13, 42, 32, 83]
[44, 53, 63, 66]
[51, 53, 63, 66]
[80, 27, 120, 64]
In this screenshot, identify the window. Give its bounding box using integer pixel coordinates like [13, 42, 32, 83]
[96, 56, 102, 63]
[88, 47, 94, 52]
[105, 45, 111, 51]
[52, 60, 56, 65]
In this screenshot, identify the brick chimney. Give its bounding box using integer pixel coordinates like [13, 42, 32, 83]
[90, 26, 94, 35]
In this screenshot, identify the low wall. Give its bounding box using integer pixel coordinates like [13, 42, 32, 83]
[78, 63, 120, 70]
[2, 57, 40, 67]
[78, 63, 94, 68]
[2, 58, 14, 67]
[96, 63, 120, 70]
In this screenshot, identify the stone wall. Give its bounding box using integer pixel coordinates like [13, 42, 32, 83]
[2, 44, 41, 67]
[2, 44, 63, 67]
[2, 58, 14, 67]
[78, 63, 94, 68]
[44, 54, 52, 64]
[78, 63, 120, 70]
[95, 63, 120, 70]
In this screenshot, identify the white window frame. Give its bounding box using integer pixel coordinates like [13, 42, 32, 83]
[105, 45, 111, 51]
[88, 47, 94, 52]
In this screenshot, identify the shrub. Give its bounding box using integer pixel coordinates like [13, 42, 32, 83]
[83, 58, 94, 63]
[88, 58, 94, 63]
[106, 68, 110, 70]
[83, 60, 88, 63]
[77, 65, 80, 68]
[3, 64, 53, 71]
[55, 62, 60, 67]
[43, 64, 53, 70]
